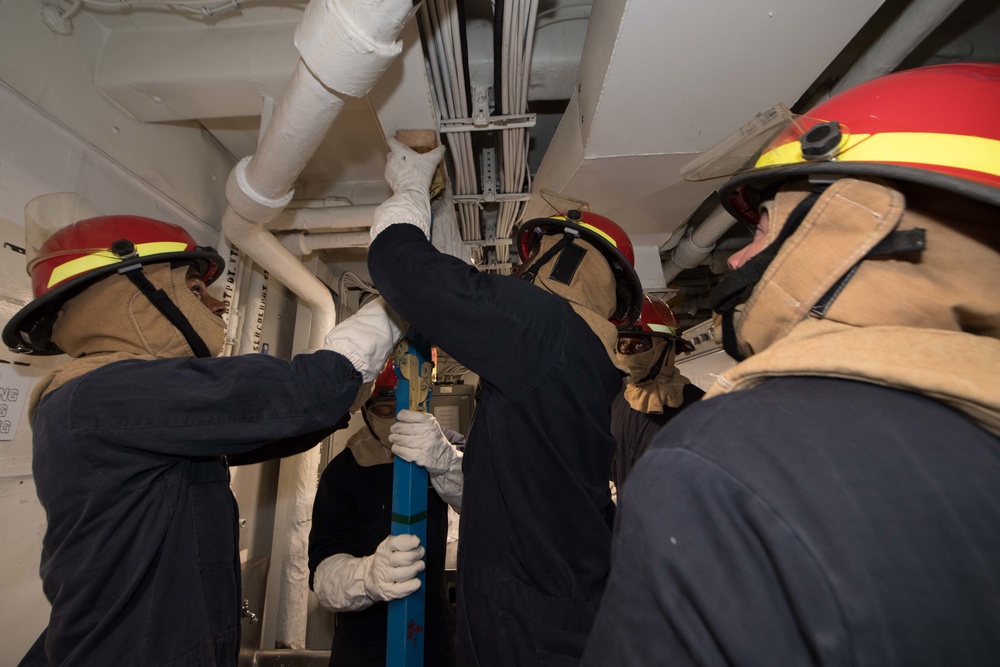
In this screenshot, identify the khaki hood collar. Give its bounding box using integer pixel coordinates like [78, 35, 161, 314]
[29, 263, 225, 420]
[712, 178, 1000, 437]
[623, 365, 692, 414]
[708, 319, 1000, 438]
[346, 425, 395, 467]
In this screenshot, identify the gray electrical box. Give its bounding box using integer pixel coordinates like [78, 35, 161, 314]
[430, 383, 476, 438]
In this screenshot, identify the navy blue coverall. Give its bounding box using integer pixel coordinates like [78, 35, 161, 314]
[21, 351, 361, 666]
[307, 430, 465, 667]
[584, 377, 1000, 666]
[609, 383, 705, 494]
[369, 225, 623, 665]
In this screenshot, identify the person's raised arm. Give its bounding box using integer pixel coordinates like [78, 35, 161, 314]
[367, 140, 564, 397]
[369, 137, 446, 241]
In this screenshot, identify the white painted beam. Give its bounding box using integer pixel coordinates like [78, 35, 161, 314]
[527, 0, 888, 245]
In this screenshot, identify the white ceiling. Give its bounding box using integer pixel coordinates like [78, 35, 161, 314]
[2, 0, 999, 312]
[0, 0, 873, 223]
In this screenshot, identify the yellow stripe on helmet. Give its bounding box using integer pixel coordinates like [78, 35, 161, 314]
[577, 222, 618, 248]
[648, 323, 678, 335]
[548, 214, 619, 248]
[546, 214, 620, 249]
[757, 132, 1000, 178]
[47, 241, 190, 288]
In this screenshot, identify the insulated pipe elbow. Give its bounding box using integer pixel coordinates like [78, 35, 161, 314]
[227, 157, 295, 224]
[246, 63, 350, 201]
[662, 233, 715, 284]
[224, 157, 337, 349]
[221, 0, 420, 353]
[295, 0, 418, 97]
[662, 208, 738, 284]
[222, 207, 337, 349]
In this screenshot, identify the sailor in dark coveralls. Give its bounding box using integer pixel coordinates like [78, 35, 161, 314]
[366, 137, 645, 665]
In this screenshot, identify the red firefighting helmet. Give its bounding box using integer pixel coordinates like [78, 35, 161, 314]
[517, 209, 643, 325]
[3, 214, 223, 355]
[618, 294, 695, 353]
[717, 62, 1000, 224]
[372, 358, 398, 399]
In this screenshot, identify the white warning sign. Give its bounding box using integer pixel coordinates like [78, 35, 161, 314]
[0, 364, 32, 441]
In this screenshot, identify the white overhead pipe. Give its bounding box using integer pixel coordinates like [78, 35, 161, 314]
[266, 204, 380, 232]
[220, 0, 420, 651]
[829, 0, 964, 97]
[278, 230, 373, 255]
[222, 0, 420, 349]
[662, 207, 739, 284]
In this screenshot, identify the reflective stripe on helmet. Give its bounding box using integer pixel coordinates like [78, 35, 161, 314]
[577, 222, 618, 248]
[550, 214, 621, 249]
[648, 322, 678, 336]
[758, 132, 1000, 179]
[45, 241, 190, 288]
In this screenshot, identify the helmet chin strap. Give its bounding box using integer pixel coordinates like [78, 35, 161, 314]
[710, 185, 828, 361]
[710, 183, 927, 361]
[113, 240, 212, 358]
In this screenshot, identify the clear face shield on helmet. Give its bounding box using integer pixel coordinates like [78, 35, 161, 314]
[23, 193, 106, 275]
[6, 192, 226, 356]
[680, 106, 857, 361]
[680, 104, 856, 184]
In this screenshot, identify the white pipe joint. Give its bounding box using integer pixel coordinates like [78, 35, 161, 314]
[278, 231, 372, 255]
[226, 157, 296, 224]
[294, 0, 418, 97]
[267, 204, 380, 232]
[662, 208, 738, 284]
[671, 230, 717, 270]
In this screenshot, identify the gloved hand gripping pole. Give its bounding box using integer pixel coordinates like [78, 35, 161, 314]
[387, 336, 433, 666]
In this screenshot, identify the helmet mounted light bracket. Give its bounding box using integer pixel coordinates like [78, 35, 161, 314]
[111, 238, 139, 261]
[799, 120, 843, 160]
[546, 240, 587, 286]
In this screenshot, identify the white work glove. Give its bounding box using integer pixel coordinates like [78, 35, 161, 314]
[363, 533, 425, 602]
[370, 137, 447, 242]
[323, 297, 407, 383]
[390, 409, 465, 511]
[313, 534, 425, 612]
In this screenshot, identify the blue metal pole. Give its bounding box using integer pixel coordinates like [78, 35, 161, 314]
[387, 336, 432, 667]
